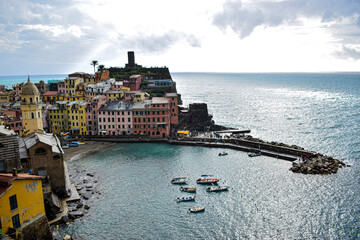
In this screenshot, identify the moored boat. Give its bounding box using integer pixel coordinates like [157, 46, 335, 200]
[189, 206, 205, 213]
[248, 151, 261, 157]
[196, 176, 219, 184]
[177, 195, 196, 202]
[171, 177, 187, 184]
[206, 186, 229, 192]
[218, 151, 228, 156]
[180, 187, 197, 193]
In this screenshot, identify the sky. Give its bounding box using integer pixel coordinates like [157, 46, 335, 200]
[0, 0, 359, 75]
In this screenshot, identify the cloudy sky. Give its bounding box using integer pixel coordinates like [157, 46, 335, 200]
[1, 0, 359, 75]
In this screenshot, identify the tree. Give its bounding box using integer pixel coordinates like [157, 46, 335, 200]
[91, 60, 98, 74]
[98, 64, 105, 74]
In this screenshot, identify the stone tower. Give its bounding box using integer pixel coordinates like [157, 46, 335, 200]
[20, 77, 43, 136]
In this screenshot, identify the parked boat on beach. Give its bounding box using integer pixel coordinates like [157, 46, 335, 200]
[177, 195, 196, 202]
[189, 206, 205, 213]
[171, 177, 188, 184]
[180, 187, 197, 193]
[206, 186, 229, 192]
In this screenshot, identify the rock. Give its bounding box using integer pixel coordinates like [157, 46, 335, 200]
[84, 205, 90, 210]
[86, 185, 93, 189]
[93, 180, 98, 183]
[87, 172, 95, 177]
[61, 216, 69, 224]
[82, 195, 90, 200]
[63, 235, 72, 240]
[77, 202, 84, 208]
[68, 211, 84, 218]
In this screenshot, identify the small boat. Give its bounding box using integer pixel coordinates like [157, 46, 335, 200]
[171, 177, 187, 184]
[69, 143, 78, 147]
[206, 186, 229, 192]
[177, 195, 196, 202]
[62, 144, 69, 149]
[248, 151, 261, 157]
[196, 177, 219, 184]
[218, 151, 228, 156]
[180, 187, 196, 193]
[189, 206, 205, 213]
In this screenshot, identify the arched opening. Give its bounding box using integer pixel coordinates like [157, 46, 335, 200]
[31, 113, 35, 119]
[35, 148, 47, 155]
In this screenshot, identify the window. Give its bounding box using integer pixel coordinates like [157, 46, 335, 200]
[53, 155, 60, 160]
[12, 214, 20, 229]
[9, 195, 18, 210]
[35, 148, 47, 155]
[0, 143, 4, 148]
[31, 113, 34, 119]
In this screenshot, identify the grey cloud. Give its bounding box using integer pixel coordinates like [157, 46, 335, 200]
[334, 45, 360, 60]
[213, 0, 360, 38]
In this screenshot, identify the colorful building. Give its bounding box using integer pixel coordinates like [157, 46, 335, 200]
[0, 173, 45, 234]
[64, 77, 84, 96]
[132, 97, 170, 137]
[97, 101, 133, 135]
[85, 95, 106, 135]
[20, 78, 43, 136]
[48, 101, 69, 133]
[67, 101, 88, 135]
[165, 93, 179, 125]
[124, 75, 141, 91]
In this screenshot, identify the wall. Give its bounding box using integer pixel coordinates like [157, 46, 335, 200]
[0, 178, 45, 234]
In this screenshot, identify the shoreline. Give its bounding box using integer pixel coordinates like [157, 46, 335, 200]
[63, 141, 117, 162]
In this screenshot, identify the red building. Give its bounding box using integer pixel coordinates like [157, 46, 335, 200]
[132, 97, 170, 137]
[165, 93, 178, 125]
[124, 75, 141, 91]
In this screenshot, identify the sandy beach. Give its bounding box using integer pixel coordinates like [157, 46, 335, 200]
[63, 141, 116, 161]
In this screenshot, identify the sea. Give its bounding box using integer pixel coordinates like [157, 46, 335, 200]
[2, 72, 360, 239]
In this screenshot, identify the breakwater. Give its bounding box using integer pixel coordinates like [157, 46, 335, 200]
[79, 133, 347, 174]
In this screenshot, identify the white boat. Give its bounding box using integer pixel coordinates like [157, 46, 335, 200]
[180, 187, 197, 193]
[171, 177, 187, 184]
[189, 206, 205, 213]
[206, 186, 229, 192]
[177, 195, 196, 202]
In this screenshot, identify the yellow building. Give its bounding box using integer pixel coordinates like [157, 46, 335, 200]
[48, 101, 69, 132]
[64, 77, 84, 96]
[0, 91, 12, 103]
[20, 78, 43, 136]
[67, 100, 88, 135]
[105, 91, 124, 101]
[0, 173, 45, 234]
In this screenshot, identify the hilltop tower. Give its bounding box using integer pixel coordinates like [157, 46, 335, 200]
[20, 77, 43, 136]
[126, 51, 136, 67]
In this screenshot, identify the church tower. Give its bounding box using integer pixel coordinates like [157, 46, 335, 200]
[20, 77, 43, 136]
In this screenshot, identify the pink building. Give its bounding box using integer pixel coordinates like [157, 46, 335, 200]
[58, 81, 65, 94]
[165, 93, 179, 125]
[132, 97, 170, 137]
[97, 101, 133, 135]
[85, 95, 106, 135]
[123, 75, 141, 91]
[111, 81, 124, 91]
[12, 82, 24, 102]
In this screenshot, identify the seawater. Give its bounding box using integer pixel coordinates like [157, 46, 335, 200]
[0, 74, 67, 88]
[2, 72, 360, 239]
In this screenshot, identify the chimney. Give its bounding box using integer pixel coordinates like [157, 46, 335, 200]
[12, 168, 18, 177]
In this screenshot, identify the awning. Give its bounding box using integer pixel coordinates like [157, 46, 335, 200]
[177, 130, 190, 134]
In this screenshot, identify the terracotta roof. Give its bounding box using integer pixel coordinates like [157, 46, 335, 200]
[0, 173, 43, 197]
[43, 91, 59, 96]
[0, 173, 43, 184]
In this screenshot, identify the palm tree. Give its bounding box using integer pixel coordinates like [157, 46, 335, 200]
[91, 60, 98, 74]
[98, 64, 105, 74]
